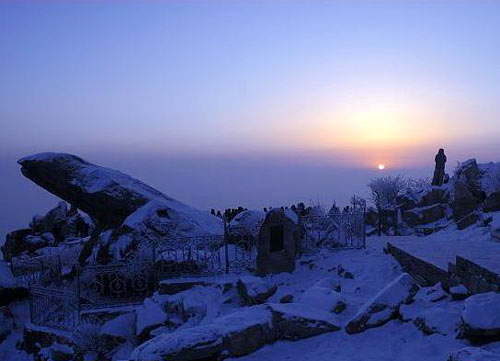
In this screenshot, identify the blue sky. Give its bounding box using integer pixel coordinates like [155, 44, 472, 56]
[1, 1, 500, 237]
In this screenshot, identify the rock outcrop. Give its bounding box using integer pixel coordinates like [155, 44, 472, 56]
[130, 302, 340, 361]
[2, 201, 93, 261]
[17, 153, 223, 263]
[237, 276, 277, 305]
[346, 273, 419, 334]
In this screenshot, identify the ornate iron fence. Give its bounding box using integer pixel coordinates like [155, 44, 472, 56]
[29, 286, 79, 332]
[25, 214, 365, 331]
[300, 210, 366, 251]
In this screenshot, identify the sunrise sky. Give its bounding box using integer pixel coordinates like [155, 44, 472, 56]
[1, 1, 500, 237]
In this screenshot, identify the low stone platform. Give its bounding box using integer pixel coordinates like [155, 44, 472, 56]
[384, 230, 500, 294]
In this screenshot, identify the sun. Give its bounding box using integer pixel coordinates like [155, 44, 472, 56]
[378, 164, 385, 170]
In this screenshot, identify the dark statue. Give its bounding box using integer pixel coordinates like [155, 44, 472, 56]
[432, 148, 447, 186]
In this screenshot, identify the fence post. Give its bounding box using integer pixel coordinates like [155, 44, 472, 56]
[224, 219, 229, 274]
[76, 266, 81, 326]
[363, 211, 367, 249]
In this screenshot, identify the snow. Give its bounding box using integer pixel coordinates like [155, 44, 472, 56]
[229, 320, 465, 361]
[463, 292, 500, 331]
[267, 303, 339, 324]
[136, 298, 167, 337]
[384, 226, 500, 273]
[479, 162, 500, 195]
[229, 210, 266, 229]
[298, 285, 345, 313]
[130, 324, 223, 361]
[238, 276, 273, 298]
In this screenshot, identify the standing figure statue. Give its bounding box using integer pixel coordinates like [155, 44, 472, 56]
[432, 148, 447, 186]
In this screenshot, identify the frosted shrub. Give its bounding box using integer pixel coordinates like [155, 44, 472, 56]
[368, 175, 406, 210]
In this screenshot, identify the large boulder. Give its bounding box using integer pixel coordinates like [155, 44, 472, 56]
[418, 187, 450, 207]
[448, 347, 500, 361]
[346, 273, 419, 334]
[130, 305, 274, 361]
[403, 204, 447, 227]
[2, 228, 33, 261]
[451, 159, 485, 222]
[267, 303, 340, 340]
[99, 312, 135, 356]
[462, 292, 500, 341]
[18, 153, 223, 263]
[237, 276, 277, 305]
[2, 201, 94, 261]
[298, 284, 346, 314]
[136, 299, 168, 343]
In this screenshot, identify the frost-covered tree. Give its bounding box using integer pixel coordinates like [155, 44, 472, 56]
[368, 175, 406, 211]
[406, 177, 431, 194]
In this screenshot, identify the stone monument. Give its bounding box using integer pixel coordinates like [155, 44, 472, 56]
[256, 209, 301, 275]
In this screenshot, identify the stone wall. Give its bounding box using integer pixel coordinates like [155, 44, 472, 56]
[385, 243, 449, 287]
[386, 243, 500, 295]
[449, 256, 500, 293]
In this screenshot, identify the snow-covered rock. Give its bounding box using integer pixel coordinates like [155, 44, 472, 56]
[50, 342, 74, 361]
[267, 303, 340, 340]
[298, 285, 346, 314]
[462, 292, 500, 338]
[413, 303, 462, 336]
[100, 312, 135, 350]
[136, 298, 168, 342]
[448, 347, 500, 361]
[130, 305, 274, 361]
[229, 210, 266, 230]
[346, 273, 419, 334]
[18, 153, 223, 263]
[450, 284, 469, 300]
[237, 276, 277, 305]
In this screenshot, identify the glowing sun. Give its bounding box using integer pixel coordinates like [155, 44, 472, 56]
[378, 164, 386, 170]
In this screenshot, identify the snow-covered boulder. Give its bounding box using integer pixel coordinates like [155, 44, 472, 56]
[450, 284, 469, 300]
[462, 292, 500, 339]
[136, 298, 168, 342]
[448, 347, 500, 361]
[237, 276, 277, 305]
[403, 204, 447, 227]
[130, 305, 274, 361]
[18, 153, 223, 263]
[268, 303, 340, 340]
[346, 273, 419, 334]
[50, 342, 75, 361]
[100, 312, 135, 351]
[413, 303, 462, 336]
[229, 210, 266, 230]
[298, 285, 346, 314]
